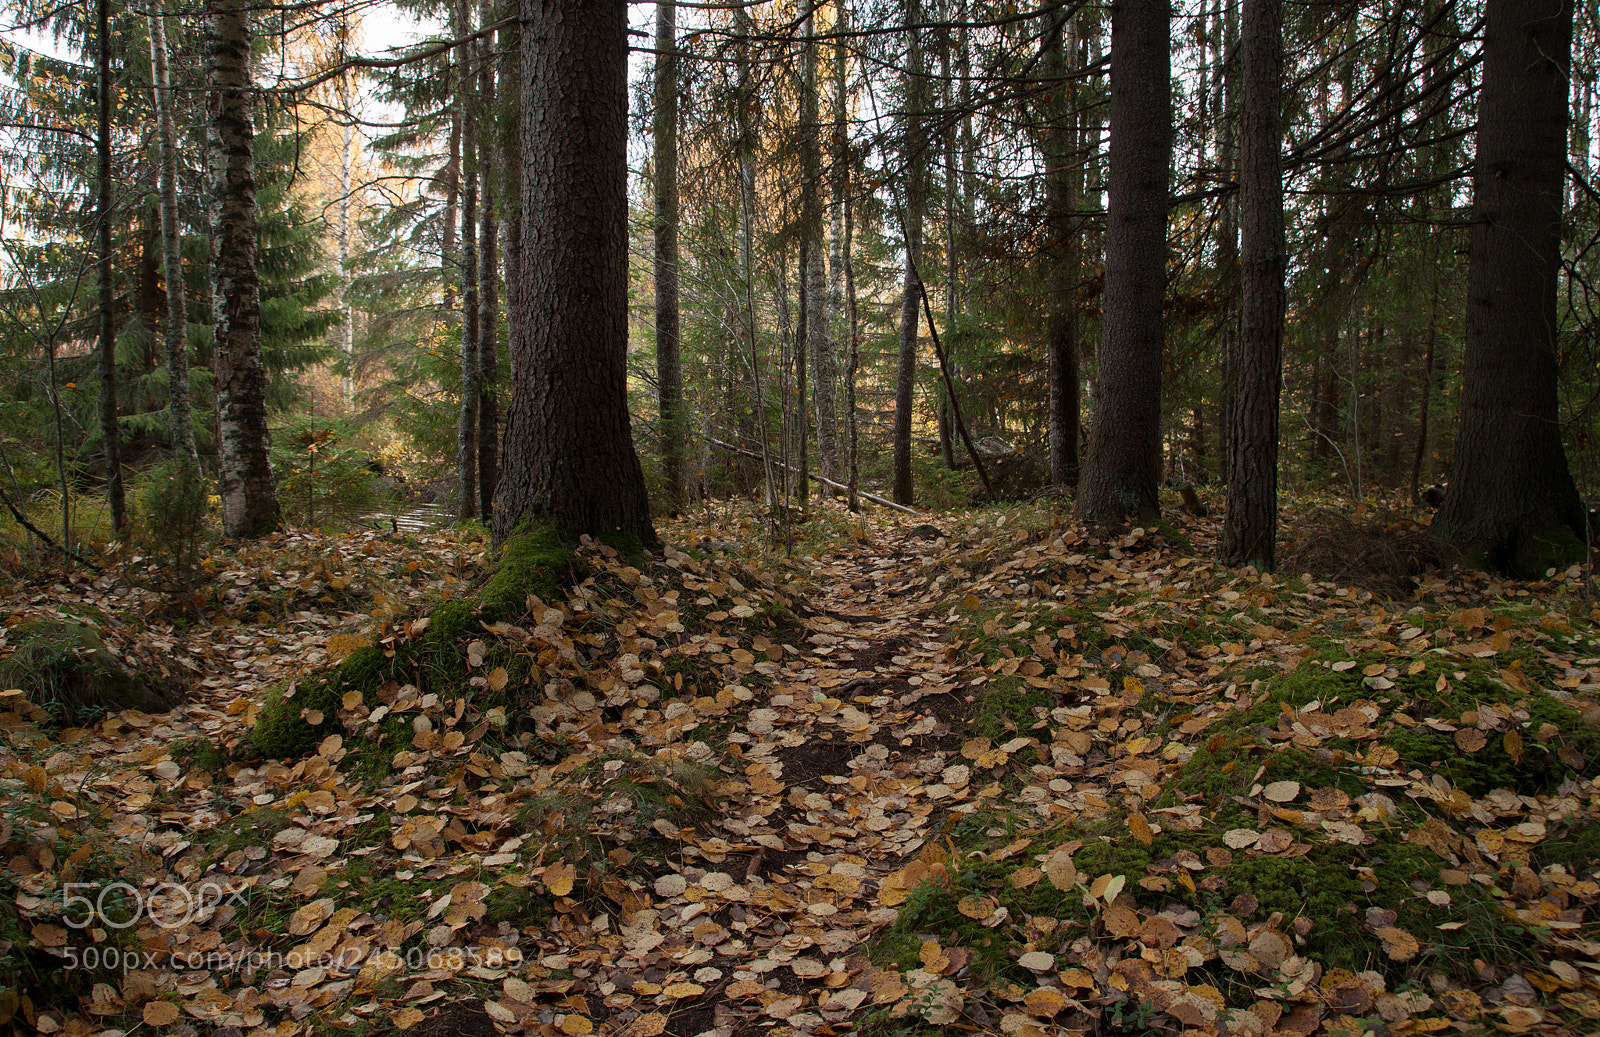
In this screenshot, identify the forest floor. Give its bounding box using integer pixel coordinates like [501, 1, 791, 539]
[1, 494, 1599, 1037]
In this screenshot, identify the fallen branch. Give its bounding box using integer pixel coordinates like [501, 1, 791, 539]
[708, 438, 923, 516]
[0, 485, 103, 571]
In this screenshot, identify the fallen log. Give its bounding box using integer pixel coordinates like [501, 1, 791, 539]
[706, 438, 923, 517]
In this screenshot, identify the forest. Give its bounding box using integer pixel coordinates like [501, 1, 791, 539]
[0, 0, 1596, 1032]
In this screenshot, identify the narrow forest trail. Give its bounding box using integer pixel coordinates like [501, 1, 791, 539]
[6, 502, 1600, 1037]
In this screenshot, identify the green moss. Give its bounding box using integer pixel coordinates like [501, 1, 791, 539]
[0, 619, 176, 725]
[250, 526, 585, 760]
[971, 675, 1049, 742]
[479, 526, 579, 623]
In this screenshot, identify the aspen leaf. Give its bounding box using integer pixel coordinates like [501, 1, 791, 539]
[143, 1002, 181, 1026]
[1128, 813, 1154, 846]
[544, 861, 577, 897]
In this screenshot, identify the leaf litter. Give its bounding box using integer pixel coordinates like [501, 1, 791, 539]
[0, 502, 1596, 1036]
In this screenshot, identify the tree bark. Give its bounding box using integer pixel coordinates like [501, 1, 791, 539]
[1435, 0, 1583, 576]
[149, 1, 198, 462]
[477, 9, 499, 521]
[654, 0, 683, 513]
[1044, 9, 1080, 488]
[457, 0, 480, 521]
[1220, 0, 1283, 569]
[1077, 0, 1171, 525]
[207, 0, 279, 538]
[802, 6, 836, 497]
[443, 100, 461, 313]
[494, 0, 656, 547]
[97, 0, 125, 534]
[892, 0, 926, 507]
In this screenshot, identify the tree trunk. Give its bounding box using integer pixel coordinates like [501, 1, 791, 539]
[1435, 0, 1583, 576]
[149, 1, 198, 462]
[477, 9, 499, 521]
[494, 0, 656, 547]
[892, 0, 925, 507]
[500, 18, 522, 388]
[207, 0, 279, 538]
[1220, 0, 1283, 569]
[443, 101, 461, 314]
[1077, 0, 1170, 524]
[1045, 10, 1080, 488]
[457, 0, 480, 521]
[802, 6, 836, 497]
[654, 0, 683, 513]
[97, 0, 125, 534]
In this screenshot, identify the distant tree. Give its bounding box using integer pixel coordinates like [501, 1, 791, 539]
[1077, 0, 1171, 524]
[892, 0, 925, 507]
[655, 0, 684, 513]
[207, 0, 280, 537]
[493, 0, 655, 546]
[1220, 0, 1284, 569]
[148, 1, 198, 462]
[456, 0, 480, 521]
[1434, 0, 1584, 575]
[95, 0, 124, 533]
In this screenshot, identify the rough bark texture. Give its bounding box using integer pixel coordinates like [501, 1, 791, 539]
[457, 1, 480, 521]
[97, 0, 125, 534]
[494, 0, 656, 547]
[1220, 0, 1283, 569]
[1435, 0, 1583, 576]
[500, 20, 522, 388]
[654, 0, 683, 512]
[1044, 12, 1080, 488]
[149, 3, 198, 462]
[1077, 0, 1171, 525]
[892, 0, 925, 507]
[207, 0, 279, 538]
[477, 15, 499, 522]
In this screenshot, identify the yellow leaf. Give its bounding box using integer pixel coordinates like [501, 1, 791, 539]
[486, 666, 508, 692]
[560, 1014, 595, 1034]
[1128, 813, 1154, 846]
[662, 982, 705, 999]
[957, 894, 996, 919]
[391, 1007, 425, 1030]
[631, 1013, 669, 1037]
[544, 861, 577, 897]
[1375, 926, 1420, 961]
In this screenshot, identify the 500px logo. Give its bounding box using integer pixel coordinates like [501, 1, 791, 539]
[61, 881, 249, 931]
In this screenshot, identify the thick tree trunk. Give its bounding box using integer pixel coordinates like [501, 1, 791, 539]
[654, 0, 683, 513]
[892, 0, 925, 507]
[1220, 0, 1283, 569]
[1077, 0, 1171, 524]
[457, 0, 480, 521]
[1435, 0, 1583, 575]
[207, 0, 279, 538]
[477, 13, 499, 521]
[494, 0, 655, 546]
[97, 0, 125, 534]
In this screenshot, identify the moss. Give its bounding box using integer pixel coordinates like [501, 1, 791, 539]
[250, 526, 584, 760]
[0, 619, 177, 725]
[971, 675, 1050, 742]
[250, 679, 345, 758]
[479, 526, 579, 623]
